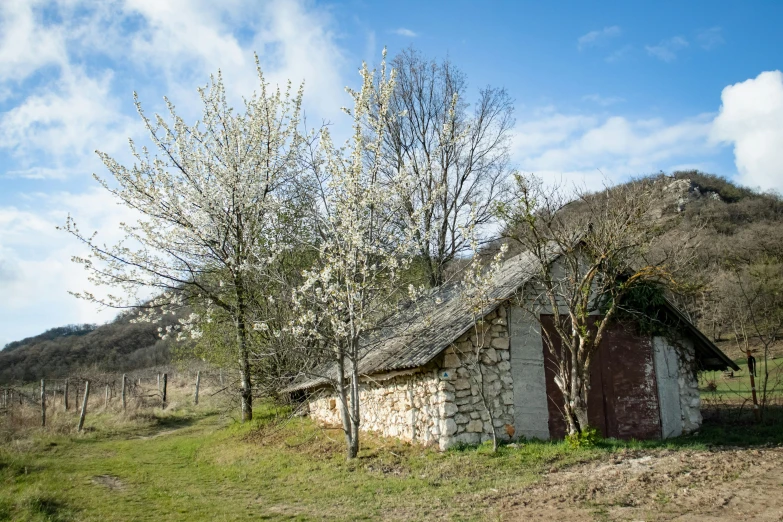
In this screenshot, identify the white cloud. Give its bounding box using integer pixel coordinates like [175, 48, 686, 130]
[645, 36, 689, 62]
[577, 26, 621, 50]
[123, 0, 347, 120]
[605, 44, 634, 63]
[696, 27, 723, 50]
[711, 70, 783, 193]
[392, 28, 418, 38]
[582, 94, 625, 107]
[0, 1, 67, 82]
[0, 188, 140, 346]
[511, 109, 716, 185]
[0, 0, 348, 180]
[0, 67, 136, 175]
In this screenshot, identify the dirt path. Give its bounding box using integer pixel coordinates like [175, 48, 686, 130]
[497, 447, 783, 521]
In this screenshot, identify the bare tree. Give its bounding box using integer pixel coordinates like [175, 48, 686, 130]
[498, 175, 699, 435]
[382, 48, 514, 287]
[725, 257, 783, 418]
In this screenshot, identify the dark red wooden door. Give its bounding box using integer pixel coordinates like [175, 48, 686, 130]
[541, 315, 662, 440]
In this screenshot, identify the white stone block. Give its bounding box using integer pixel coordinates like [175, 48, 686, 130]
[441, 418, 458, 436]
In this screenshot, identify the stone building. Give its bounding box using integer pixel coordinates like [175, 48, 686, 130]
[288, 251, 738, 450]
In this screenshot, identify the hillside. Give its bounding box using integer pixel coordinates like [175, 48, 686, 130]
[3, 171, 779, 385]
[0, 312, 178, 385]
[499, 170, 783, 357]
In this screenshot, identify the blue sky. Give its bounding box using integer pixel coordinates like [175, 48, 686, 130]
[1, 0, 782, 346]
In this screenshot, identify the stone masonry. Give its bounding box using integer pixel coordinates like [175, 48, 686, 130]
[308, 305, 515, 450]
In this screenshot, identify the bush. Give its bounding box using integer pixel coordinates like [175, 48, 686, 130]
[565, 426, 601, 448]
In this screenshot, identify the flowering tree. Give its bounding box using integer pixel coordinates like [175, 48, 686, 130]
[293, 52, 428, 459]
[63, 60, 304, 422]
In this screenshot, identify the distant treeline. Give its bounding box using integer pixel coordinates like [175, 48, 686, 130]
[0, 313, 179, 385]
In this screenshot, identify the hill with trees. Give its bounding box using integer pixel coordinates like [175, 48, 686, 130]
[0, 312, 178, 384]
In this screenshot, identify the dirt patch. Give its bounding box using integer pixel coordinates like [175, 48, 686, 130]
[496, 447, 783, 520]
[92, 474, 126, 490]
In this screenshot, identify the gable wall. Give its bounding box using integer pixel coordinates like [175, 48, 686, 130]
[436, 305, 516, 449]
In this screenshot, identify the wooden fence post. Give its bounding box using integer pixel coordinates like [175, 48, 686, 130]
[104, 384, 109, 408]
[162, 373, 168, 409]
[219, 369, 223, 386]
[64, 379, 69, 411]
[157, 373, 161, 394]
[78, 381, 90, 432]
[194, 371, 201, 405]
[121, 374, 127, 411]
[40, 379, 46, 427]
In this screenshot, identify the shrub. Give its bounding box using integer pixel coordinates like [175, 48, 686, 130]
[565, 426, 601, 448]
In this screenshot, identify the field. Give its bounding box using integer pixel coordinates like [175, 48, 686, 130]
[2, 376, 783, 521]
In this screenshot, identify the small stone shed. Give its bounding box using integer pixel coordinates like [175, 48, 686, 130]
[289, 252, 738, 450]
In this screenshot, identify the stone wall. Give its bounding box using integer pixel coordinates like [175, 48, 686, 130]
[307, 305, 515, 450]
[308, 367, 445, 446]
[437, 305, 515, 449]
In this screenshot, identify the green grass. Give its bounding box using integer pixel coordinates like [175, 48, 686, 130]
[0, 404, 602, 521]
[2, 395, 783, 521]
[700, 356, 783, 398]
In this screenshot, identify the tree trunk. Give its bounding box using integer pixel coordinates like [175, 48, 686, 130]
[194, 371, 200, 405]
[335, 352, 355, 459]
[235, 282, 253, 422]
[560, 360, 590, 436]
[237, 321, 252, 422]
[162, 373, 168, 409]
[349, 377, 360, 459]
